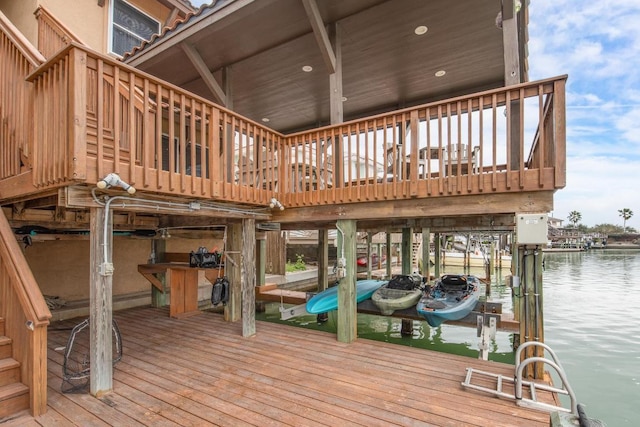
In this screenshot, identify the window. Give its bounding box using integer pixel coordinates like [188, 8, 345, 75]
[110, 0, 160, 56]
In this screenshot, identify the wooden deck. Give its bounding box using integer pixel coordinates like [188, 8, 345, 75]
[7, 306, 552, 426]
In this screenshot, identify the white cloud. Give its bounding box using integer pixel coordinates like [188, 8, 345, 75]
[529, 0, 640, 227]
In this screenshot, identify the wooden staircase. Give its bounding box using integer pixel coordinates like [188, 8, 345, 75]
[0, 317, 29, 419]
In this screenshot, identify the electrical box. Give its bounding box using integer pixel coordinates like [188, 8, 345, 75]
[516, 213, 548, 245]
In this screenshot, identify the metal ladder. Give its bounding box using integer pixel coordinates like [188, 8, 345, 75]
[461, 341, 578, 414]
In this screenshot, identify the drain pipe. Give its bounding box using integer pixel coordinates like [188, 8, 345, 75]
[521, 249, 529, 344]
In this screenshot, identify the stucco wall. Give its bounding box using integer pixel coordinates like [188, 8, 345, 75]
[0, 0, 38, 45]
[23, 235, 224, 302]
[1, 0, 171, 55]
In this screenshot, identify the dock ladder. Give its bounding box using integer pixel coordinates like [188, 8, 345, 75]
[461, 341, 578, 414]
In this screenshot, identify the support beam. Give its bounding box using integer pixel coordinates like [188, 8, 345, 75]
[241, 218, 256, 337]
[89, 207, 112, 396]
[336, 219, 357, 343]
[151, 239, 167, 307]
[421, 228, 430, 279]
[434, 232, 441, 278]
[317, 229, 329, 291]
[257, 235, 266, 287]
[366, 232, 372, 280]
[518, 245, 545, 379]
[328, 23, 343, 187]
[385, 232, 392, 279]
[401, 228, 411, 274]
[180, 42, 227, 105]
[301, 0, 336, 74]
[226, 222, 242, 322]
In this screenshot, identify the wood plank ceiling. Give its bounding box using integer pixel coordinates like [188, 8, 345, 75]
[126, 0, 515, 133]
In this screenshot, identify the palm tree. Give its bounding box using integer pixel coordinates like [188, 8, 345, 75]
[619, 208, 634, 233]
[567, 211, 582, 229]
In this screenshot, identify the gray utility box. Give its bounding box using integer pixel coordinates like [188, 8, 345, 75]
[516, 213, 548, 245]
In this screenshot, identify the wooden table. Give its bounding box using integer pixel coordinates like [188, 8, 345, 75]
[138, 263, 224, 318]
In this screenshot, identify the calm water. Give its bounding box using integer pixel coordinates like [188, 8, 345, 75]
[258, 250, 639, 426]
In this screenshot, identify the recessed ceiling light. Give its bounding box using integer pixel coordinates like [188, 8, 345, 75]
[342, 96, 348, 102]
[302, 65, 313, 72]
[414, 26, 428, 35]
[435, 70, 446, 77]
[261, 117, 270, 123]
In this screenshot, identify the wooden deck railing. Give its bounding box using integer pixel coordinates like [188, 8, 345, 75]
[19, 40, 565, 209]
[26, 43, 281, 205]
[281, 76, 567, 207]
[34, 6, 85, 59]
[0, 10, 44, 181]
[0, 208, 51, 416]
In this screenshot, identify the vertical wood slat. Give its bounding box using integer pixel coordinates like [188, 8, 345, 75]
[210, 107, 220, 197]
[96, 59, 104, 181]
[155, 82, 163, 189]
[478, 98, 484, 193]
[113, 67, 121, 175]
[168, 90, 176, 191]
[409, 110, 418, 197]
[128, 72, 136, 185]
[179, 94, 186, 192]
[466, 98, 473, 193]
[491, 94, 498, 191]
[199, 100, 207, 196]
[456, 100, 462, 194]
[143, 78, 151, 188]
[190, 97, 196, 194]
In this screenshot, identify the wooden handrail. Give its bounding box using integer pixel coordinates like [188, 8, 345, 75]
[0, 211, 51, 326]
[0, 10, 45, 66]
[0, 206, 51, 416]
[34, 6, 86, 58]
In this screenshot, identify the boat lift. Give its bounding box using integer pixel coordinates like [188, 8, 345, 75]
[461, 341, 578, 415]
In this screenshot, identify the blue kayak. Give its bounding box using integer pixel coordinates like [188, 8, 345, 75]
[306, 279, 387, 314]
[416, 274, 480, 327]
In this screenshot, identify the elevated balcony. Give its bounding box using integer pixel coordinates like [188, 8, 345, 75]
[2, 42, 565, 219]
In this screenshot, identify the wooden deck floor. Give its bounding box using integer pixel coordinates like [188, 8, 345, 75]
[7, 306, 552, 426]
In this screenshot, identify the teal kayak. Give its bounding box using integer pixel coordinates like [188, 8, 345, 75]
[306, 279, 387, 314]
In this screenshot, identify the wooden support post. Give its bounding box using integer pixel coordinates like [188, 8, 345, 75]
[366, 232, 372, 280]
[257, 235, 266, 287]
[89, 207, 112, 396]
[318, 229, 329, 291]
[151, 239, 167, 307]
[434, 232, 441, 278]
[241, 218, 256, 337]
[226, 222, 242, 322]
[385, 232, 392, 279]
[401, 228, 411, 275]
[421, 228, 430, 280]
[401, 319, 413, 336]
[336, 219, 356, 343]
[517, 245, 545, 379]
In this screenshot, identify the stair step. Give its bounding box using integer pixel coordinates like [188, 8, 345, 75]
[0, 383, 29, 419]
[0, 358, 21, 387]
[0, 336, 12, 359]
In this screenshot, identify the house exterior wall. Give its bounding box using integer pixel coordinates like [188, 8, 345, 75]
[23, 236, 223, 303]
[0, 0, 172, 55]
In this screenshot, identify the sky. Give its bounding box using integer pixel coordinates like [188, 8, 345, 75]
[187, 0, 639, 229]
[527, 1, 640, 229]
